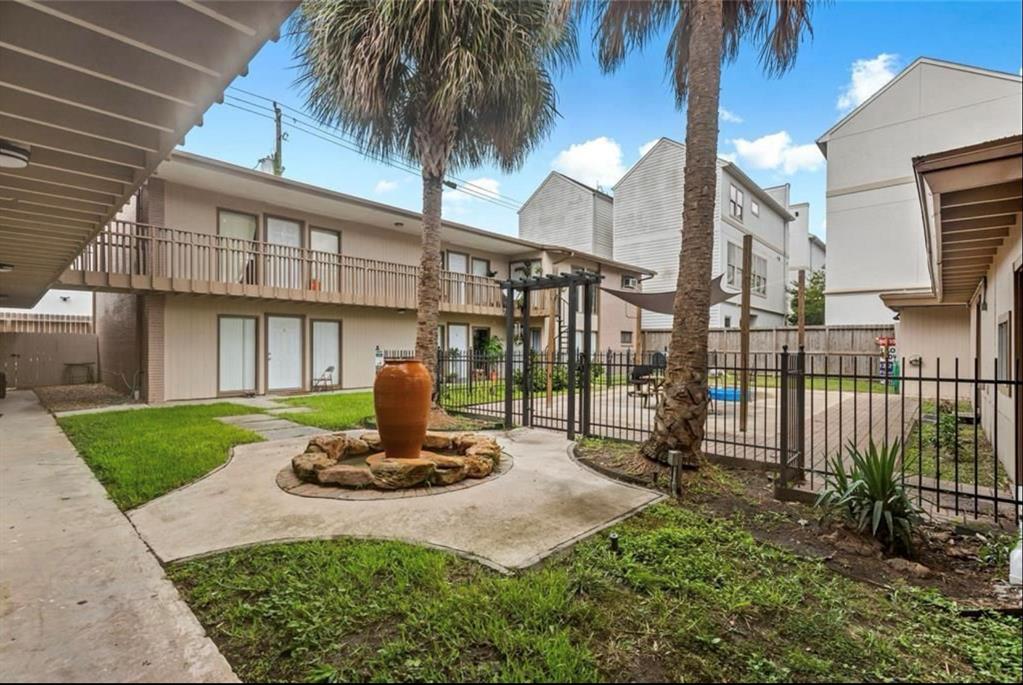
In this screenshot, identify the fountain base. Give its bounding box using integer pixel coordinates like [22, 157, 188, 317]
[289, 431, 502, 491]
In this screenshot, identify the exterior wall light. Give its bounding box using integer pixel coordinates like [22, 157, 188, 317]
[0, 263, 14, 273]
[0, 141, 30, 169]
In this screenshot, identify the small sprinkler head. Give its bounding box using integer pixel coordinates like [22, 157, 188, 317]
[609, 532, 621, 555]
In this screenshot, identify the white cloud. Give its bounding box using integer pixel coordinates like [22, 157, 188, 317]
[730, 131, 824, 174]
[719, 107, 743, 124]
[374, 179, 398, 194]
[638, 139, 659, 158]
[552, 136, 626, 188]
[837, 53, 899, 111]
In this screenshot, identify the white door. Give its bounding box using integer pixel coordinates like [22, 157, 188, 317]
[311, 320, 340, 388]
[267, 316, 303, 390]
[219, 317, 256, 394]
[266, 217, 302, 288]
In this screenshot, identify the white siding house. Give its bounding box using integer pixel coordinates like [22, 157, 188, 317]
[518, 172, 614, 258]
[818, 58, 1022, 326]
[611, 138, 797, 331]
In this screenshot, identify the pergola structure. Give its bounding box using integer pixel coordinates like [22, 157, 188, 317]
[502, 270, 603, 439]
[0, 0, 298, 308]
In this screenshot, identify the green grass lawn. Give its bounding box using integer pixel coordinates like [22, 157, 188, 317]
[901, 400, 1010, 490]
[169, 502, 1021, 683]
[58, 403, 264, 510]
[281, 391, 376, 431]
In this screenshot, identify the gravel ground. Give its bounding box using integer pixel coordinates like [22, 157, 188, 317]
[34, 384, 137, 413]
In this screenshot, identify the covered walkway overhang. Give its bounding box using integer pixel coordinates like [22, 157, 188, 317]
[883, 135, 1022, 310]
[0, 0, 298, 308]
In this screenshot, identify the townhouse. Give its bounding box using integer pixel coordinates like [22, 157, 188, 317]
[818, 57, 1021, 486]
[521, 138, 810, 342]
[59, 152, 649, 402]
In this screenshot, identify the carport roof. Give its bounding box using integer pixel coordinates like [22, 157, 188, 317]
[0, 0, 298, 308]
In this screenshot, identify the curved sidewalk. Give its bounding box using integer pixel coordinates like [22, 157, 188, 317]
[0, 391, 236, 683]
[129, 428, 663, 572]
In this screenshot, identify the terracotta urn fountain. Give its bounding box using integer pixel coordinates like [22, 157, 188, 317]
[373, 358, 431, 459]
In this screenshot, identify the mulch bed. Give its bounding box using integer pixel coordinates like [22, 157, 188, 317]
[576, 439, 1022, 611]
[34, 383, 137, 413]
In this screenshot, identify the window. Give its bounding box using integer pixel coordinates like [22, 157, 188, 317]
[996, 314, 1012, 393]
[217, 210, 258, 284]
[471, 257, 491, 277]
[620, 330, 633, 346]
[752, 254, 768, 296]
[726, 241, 768, 296]
[726, 242, 742, 288]
[621, 274, 638, 289]
[729, 184, 744, 221]
[751, 199, 760, 217]
[723, 316, 732, 328]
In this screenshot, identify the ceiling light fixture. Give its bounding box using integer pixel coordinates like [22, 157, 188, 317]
[0, 140, 30, 169]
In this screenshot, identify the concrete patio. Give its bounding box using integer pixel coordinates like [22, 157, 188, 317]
[128, 427, 663, 572]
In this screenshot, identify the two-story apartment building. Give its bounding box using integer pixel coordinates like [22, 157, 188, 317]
[610, 137, 799, 331]
[61, 152, 650, 402]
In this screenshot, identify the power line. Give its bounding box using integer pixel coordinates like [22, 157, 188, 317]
[224, 86, 525, 209]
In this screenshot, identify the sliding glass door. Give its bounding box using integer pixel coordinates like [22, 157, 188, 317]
[311, 320, 341, 388]
[218, 316, 257, 395]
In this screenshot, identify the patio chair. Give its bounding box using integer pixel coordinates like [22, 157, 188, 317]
[312, 365, 335, 391]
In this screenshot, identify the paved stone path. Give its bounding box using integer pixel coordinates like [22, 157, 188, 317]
[217, 411, 326, 440]
[0, 391, 237, 683]
[129, 428, 663, 572]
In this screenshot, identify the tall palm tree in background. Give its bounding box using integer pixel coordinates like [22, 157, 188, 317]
[292, 0, 575, 396]
[594, 0, 816, 464]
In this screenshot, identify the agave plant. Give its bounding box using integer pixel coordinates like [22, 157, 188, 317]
[817, 439, 924, 555]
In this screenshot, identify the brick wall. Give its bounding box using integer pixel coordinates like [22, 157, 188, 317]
[94, 292, 140, 394]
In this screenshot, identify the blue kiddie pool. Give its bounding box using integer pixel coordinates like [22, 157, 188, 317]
[709, 387, 743, 402]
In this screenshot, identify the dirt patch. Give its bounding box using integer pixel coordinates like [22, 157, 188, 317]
[577, 439, 1022, 610]
[34, 383, 137, 413]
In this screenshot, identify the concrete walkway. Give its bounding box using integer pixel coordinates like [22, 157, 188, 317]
[129, 428, 663, 572]
[0, 391, 237, 683]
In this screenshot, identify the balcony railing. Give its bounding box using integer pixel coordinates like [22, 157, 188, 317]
[61, 221, 511, 314]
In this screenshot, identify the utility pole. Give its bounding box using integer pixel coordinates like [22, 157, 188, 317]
[272, 102, 284, 176]
[739, 233, 753, 433]
[797, 269, 806, 347]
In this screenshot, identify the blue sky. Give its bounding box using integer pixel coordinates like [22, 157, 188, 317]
[180, 0, 1023, 242]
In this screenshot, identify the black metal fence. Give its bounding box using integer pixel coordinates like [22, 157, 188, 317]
[433, 346, 1021, 525]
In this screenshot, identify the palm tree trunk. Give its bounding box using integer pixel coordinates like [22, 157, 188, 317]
[640, 0, 723, 466]
[415, 172, 444, 393]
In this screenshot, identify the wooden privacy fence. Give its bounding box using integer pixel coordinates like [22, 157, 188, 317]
[644, 325, 896, 373]
[0, 313, 93, 335]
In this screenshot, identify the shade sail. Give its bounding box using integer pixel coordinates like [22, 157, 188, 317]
[602, 274, 738, 315]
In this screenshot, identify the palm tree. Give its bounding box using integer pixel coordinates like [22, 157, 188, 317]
[291, 0, 575, 393]
[594, 0, 815, 464]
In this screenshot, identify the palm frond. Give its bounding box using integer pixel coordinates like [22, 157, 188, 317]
[593, 0, 817, 105]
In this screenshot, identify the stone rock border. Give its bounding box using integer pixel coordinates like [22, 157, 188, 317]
[277, 431, 513, 501]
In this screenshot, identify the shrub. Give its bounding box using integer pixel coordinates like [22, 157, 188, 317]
[816, 439, 923, 555]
